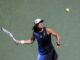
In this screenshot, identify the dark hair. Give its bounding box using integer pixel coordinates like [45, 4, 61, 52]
[32, 25, 42, 32]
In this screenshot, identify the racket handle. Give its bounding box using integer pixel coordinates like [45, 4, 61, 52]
[12, 36, 16, 42]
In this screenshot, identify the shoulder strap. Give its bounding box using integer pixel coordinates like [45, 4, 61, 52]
[44, 27, 51, 36]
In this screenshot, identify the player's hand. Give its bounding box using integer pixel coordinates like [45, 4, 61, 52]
[56, 42, 62, 48]
[15, 40, 21, 44]
[57, 45, 62, 48]
[15, 40, 25, 44]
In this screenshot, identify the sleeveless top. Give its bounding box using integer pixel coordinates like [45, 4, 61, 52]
[34, 27, 53, 55]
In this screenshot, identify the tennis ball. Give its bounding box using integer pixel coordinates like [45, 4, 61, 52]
[65, 8, 70, 12]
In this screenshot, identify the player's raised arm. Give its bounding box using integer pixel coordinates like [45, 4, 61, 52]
[46, 28, 61, 47]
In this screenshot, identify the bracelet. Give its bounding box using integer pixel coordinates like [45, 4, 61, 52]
[56, 42, 61, 46]
[20, 40, 25, 44]
[57, 43, 61, 46]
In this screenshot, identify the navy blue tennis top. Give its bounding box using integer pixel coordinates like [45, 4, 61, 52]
[34, 27, 53, 55]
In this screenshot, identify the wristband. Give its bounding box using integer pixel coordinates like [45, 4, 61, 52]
[20, 40, 25, 44]
[57, 43, 61, 46]
[56, 42, 61, 46]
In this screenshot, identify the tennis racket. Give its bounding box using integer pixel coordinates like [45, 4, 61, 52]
[1, 27, 16, 42]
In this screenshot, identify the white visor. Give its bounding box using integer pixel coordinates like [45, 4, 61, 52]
[34, 18, 43, 25]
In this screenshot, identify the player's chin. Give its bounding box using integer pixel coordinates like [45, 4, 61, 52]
[38, 27, 43, 29]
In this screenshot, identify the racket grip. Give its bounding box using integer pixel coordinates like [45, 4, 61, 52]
[12, 37, 16, 42]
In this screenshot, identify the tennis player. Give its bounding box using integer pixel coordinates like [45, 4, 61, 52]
[16, 18, 61, 60]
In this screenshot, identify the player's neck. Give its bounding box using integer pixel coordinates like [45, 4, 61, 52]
[39, 28, 44, 32]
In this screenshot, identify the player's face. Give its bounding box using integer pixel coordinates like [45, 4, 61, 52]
[37, 22, 44, 29]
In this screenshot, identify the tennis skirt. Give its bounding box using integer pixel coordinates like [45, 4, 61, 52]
[37, 49, 58, 60]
